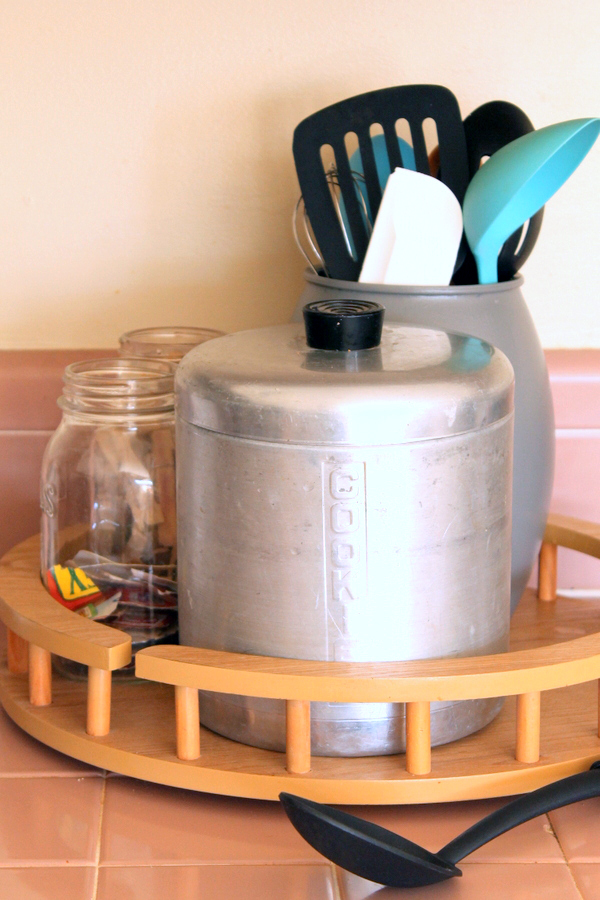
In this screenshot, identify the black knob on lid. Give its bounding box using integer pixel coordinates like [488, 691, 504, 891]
[303, 299, 385, 351]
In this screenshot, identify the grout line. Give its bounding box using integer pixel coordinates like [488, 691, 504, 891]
[545, 813, 587, 900]
[0, 429, 53, 437]
[455, 857, 567, 865]
[0, 861, 96, 868]
[331, 864, 344, 900]
[565, 868, 587, 900]
[0, 771, 104, 779]
[554, 589, 600, 599]
[566, 857, 600, 865]
[546, 811, 568, 864]
[97, 860, 335, 868]
[550, 374, 600, 384]
[91, 775, 107, 900]
[556, 428, 600, 438]
[0, 858, 335, 870]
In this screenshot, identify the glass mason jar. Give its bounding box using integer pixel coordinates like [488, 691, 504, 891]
[40, 358, 178, 679]
[118, 326, 225, 362]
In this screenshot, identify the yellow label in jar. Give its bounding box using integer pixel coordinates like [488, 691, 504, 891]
[50, 565, 101, 603]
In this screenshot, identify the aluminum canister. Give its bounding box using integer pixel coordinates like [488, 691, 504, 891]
[175, 303, 514, 757]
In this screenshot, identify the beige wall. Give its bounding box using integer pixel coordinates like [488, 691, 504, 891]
[1, 1, 598, 349]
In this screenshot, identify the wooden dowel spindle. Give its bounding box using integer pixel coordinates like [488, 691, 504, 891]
[598, 680, 600, 740]
[175, 685, 200, 760]
[538, 542, 558, 601]
[516, 691, 541, 762]
[7, 629, 29, 674]
[87, 667, 112, 736]
[28, 644, 51, 707]
[286, 699, 311, 774]
[406, 701, 431, 775]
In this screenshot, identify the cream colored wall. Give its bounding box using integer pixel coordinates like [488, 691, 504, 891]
[1, 0, 598, 349]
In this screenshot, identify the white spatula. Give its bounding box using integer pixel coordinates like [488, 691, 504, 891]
[359, 168, 463, 286]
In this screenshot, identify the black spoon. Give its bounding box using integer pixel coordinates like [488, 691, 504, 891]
[280, 762, 600, 888]
[452, 99, 544, 284]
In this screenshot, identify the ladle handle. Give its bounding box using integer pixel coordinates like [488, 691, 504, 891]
[439, 762, 600, 865]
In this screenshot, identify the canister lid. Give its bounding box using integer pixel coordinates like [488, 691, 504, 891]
[176, 322, 514, 446]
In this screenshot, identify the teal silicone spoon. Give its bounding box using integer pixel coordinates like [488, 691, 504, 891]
[463, 117, 600, 284]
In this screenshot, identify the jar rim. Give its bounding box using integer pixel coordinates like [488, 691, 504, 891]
[120, 326, 225, 343]
[118, 326, 226, 360]
[64, 357, 175, 389]
[61, 358, 175, 413]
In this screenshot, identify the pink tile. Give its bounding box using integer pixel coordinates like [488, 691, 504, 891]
[535, 433, 600, 588]
[523, 350, 600, 589]
[0, 867, 95, 899]
[97, 864, 335, 900]
[339, 862, 580, 899]
[0, 348, 595, 434]
[546, 349, 600, 429]
[569, 863, 600, 900]
[548, 797, 600, 861]
[0, 349, 110, 431]
[338, 797, 562, 863]
[552, 434, 600, 524]
[0, 707, 101, 777]
[0, 776, 103, 864]
[0, 431, 51, 558]
[101, 778, 323, 864]
[546, 349, 600, 380]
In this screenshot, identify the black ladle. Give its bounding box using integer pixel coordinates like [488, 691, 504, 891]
[280, 762, 600, 889]
[452, 99, 544, 284]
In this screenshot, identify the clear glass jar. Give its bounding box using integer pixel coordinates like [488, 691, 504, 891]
[40, 358, 178, 679]
[118, 326, 225, 362]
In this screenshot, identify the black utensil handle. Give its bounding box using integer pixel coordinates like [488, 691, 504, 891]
[439, 764, 600, 865]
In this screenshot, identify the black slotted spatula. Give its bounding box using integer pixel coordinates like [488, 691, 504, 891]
[292, 84, 469, 281]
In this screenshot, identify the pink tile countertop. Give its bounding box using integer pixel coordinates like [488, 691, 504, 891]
[0, 692, 599, 900]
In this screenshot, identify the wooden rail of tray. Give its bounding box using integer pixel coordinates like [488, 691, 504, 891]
[0, 513, 599, 791]
[136, 513, 600, 775]
[0, 533, 131, 737]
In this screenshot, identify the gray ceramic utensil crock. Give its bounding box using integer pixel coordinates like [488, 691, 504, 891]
[176, 307, 514, 756]
[293, 269, 555, 612]
[293, 271, 554, 614]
